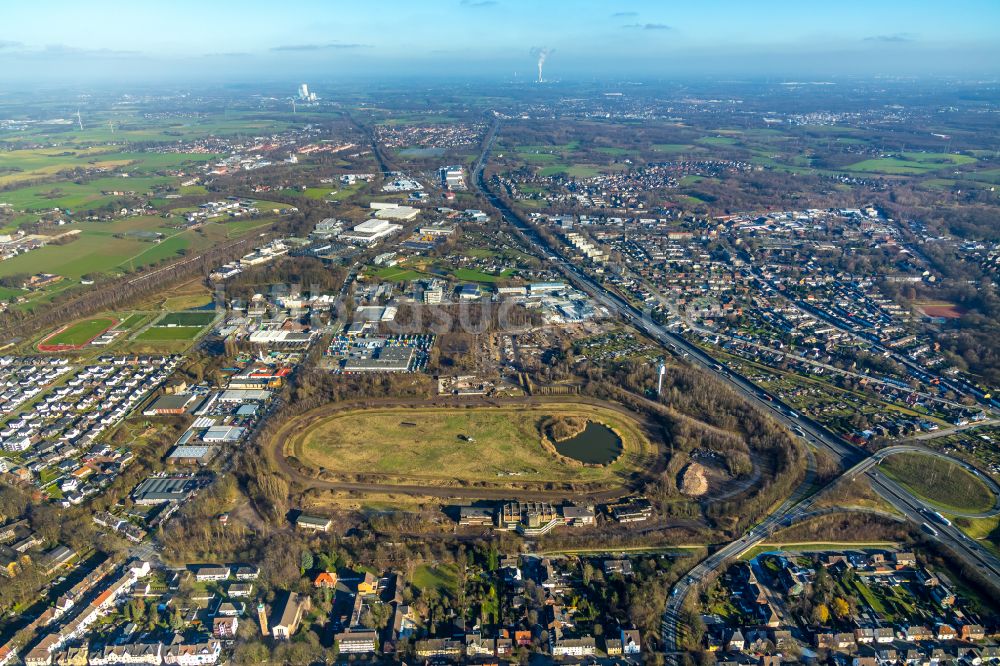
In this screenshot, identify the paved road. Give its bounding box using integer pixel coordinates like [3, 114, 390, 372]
[471, 120, 1000, 659]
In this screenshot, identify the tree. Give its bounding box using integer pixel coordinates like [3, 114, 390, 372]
[812, 603, 830, 625]
[831, 597, 850, 620]
[147, 602, 161, 630]
[300, 549, 314, 573]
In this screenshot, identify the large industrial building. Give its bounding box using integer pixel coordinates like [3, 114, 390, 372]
[339, 219, 403, 245]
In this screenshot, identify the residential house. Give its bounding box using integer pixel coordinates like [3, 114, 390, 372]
[621, 629, 641, 655]
[295, 515, 332, 532]
[213, 617, 238, 639]
[873, 627, 894, 643]
[233, 566, 259, 581]
[414, 638, 463, 660]
[551, 636, 596, 657]
[356, 572, 378, 595]
[313, 572, 337, 589]
[163, 636, 221, 666]
[89, 642, 163, 665]
[936, 624, 957, 641]
[960, 624, 986, 641]
[194, 566, 230, 582]
[902, 625, 932, 642]
[464, 635, 495, 657]
[226, 582, 253, 598]
[53, 646, 88, 666]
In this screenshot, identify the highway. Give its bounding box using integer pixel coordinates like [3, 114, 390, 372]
[472, 120, 1000, 658]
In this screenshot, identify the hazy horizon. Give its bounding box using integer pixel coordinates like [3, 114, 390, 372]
[2, 0, 999, 86]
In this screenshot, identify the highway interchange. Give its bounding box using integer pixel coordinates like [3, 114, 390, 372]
[472, 119, 1000, 659]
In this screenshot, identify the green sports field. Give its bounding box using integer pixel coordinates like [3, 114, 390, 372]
[134, 326, 203, 342]
[41, 317, 116, 347]
[158, 311, 216, 327]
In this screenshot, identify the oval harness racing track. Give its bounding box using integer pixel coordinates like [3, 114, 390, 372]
[266, 395, 681, 504]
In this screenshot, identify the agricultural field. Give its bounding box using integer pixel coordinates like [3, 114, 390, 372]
[881, 452, 995, 514]
[845, 152, 976, 176]
[0, 215, 276, 307]
[0, 111, 294, 147]
[286, 403, 655, 489]
[0, 175, 177, 215]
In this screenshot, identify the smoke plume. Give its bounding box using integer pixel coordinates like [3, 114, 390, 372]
[530, 46, 553, 83]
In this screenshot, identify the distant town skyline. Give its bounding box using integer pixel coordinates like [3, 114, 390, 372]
[1, 0, 999, 84]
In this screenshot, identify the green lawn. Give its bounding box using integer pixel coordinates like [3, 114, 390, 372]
[368, 266, 426, 282]
[517, 153, 560, 163]
[697, 136, 741, 147]
[116, 313, 148, 330]
[882, 452, 994, 513]
[452, 268, 513, 283]
[411, 563, 461, 599]
[853, 579, 887, 615]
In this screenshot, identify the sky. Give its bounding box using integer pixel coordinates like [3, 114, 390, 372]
[1, 0, 999, 85]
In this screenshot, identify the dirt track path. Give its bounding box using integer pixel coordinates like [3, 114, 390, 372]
[268, 394, 666, 503]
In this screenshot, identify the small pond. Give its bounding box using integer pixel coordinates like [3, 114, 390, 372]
[553, 421, 622, 465]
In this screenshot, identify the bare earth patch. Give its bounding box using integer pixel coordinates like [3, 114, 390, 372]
[679, 462, 709, 497]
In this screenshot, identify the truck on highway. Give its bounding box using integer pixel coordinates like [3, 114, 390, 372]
[921, 522, 939, 536]
[926, 509, 952, 527]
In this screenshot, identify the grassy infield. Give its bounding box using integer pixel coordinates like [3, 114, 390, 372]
[291, 404, 652, 488]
